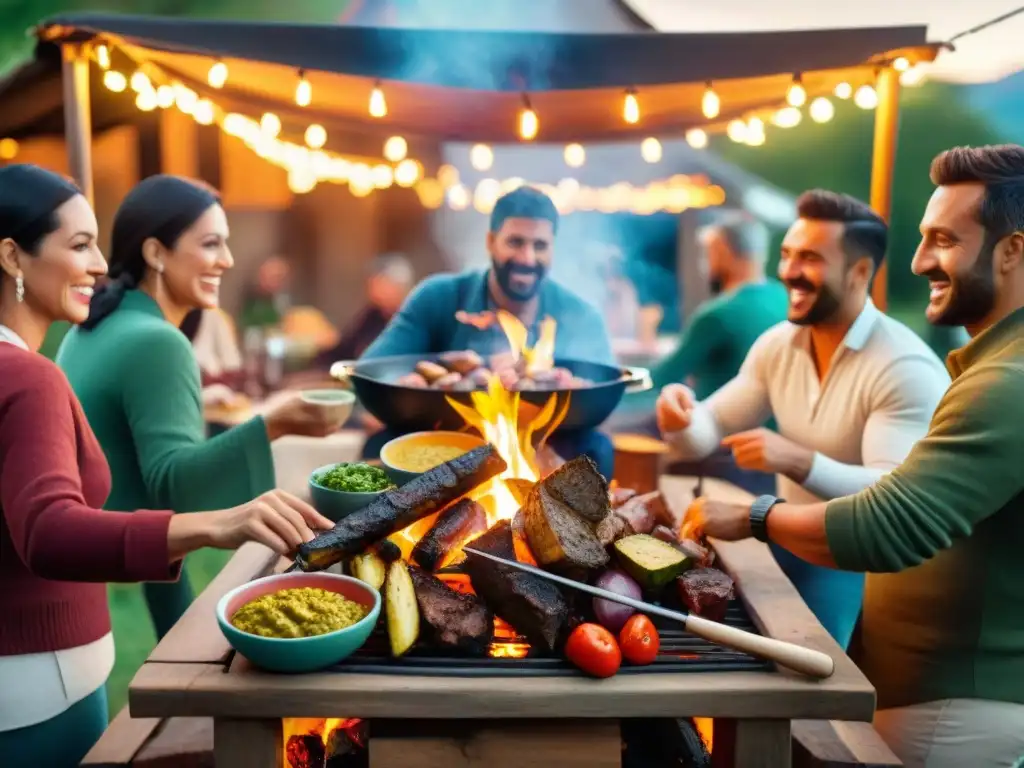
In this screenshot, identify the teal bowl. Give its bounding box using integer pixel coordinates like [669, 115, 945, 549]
[216, 571, 380, 673]
[379, 431, 487, 486]
[309, 463, 398, 522]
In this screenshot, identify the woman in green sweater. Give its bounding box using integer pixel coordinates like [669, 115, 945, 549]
[58, 175, 347, 638]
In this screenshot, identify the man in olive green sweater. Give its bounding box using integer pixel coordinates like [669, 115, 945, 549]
[682, 145, 1024, 768]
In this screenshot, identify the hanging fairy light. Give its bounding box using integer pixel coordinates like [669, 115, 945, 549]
[745, 117, 766, 146]
[854, 84, 878, 110]
[383, 136, 408, 162]
[305, 124, 327, 149]
[518, 95, 538, 141]
[155, 85, 175, 109]
[260, 112, 282, 137]
[135, 91, 158, 112]
[772, 106, 802, 128]
[129, 71, 151, 93]
[787, 75, 807, 108]
[369, 82, 387, 118]
[564, 143, 585, 168]
[640, 137, 662, 163]
[103, 70, 127, 93]
[809, 97, 834, 123]
[207, 61, 228, 88]
[834, 82, 853, 100]
[295, 70, 312, 107]
[685, 128, 708, 149]
[193, 99, 215, 125]
[623, 90, 640, 124]
[701, 82, 720, 119]
[95, 44, 111, 70]
[892, 57, 910, 72]
[394, 158, 421, 187]
[470, 143, 494, 171]
[900, 67, 926, 87]
[726, 119, 748, 143]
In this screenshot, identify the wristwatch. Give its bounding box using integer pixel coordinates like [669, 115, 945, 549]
[750, 495, 784, 543]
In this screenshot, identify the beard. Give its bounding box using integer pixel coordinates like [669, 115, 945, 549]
[923, 244, 996, 327]
[785, 276, 843, 326]
[492, 259, 546, 302]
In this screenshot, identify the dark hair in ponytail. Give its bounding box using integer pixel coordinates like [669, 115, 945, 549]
[0, 164, 81, 293]
[82, 174, 220, 330]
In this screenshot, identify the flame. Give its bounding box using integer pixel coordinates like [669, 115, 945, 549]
[445, 312, 567, 525]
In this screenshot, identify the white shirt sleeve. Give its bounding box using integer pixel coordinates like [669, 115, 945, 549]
[803, 354, 949, 499]
[663, 331, 775, 459]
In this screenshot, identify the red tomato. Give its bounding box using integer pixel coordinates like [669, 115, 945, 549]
[619, 614, 659, 665]
[564, 623, 622, 678]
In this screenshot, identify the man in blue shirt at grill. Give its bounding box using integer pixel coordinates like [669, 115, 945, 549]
[359, 185, 617, 477]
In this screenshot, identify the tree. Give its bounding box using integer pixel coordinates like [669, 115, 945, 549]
[713, 82, 1004, 308]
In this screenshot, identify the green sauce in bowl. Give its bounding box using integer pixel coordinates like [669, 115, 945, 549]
[316, 463, 395, 493]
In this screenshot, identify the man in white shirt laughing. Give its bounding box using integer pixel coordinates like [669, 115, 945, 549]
[657, 189, 949, 648]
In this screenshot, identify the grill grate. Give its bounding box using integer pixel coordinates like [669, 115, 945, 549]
[331, 601, 772, 677]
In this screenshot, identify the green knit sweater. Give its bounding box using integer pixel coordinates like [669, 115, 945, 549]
[57, 290, 275, 513]
[826, 306, 1024, 709]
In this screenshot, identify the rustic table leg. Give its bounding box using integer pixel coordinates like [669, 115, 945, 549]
[732, 719, 792, 768]
[213, 717, 283, 768]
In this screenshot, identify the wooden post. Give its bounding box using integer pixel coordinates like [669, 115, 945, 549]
[869, 67, 901, 313]
[213, 718, 283, 768]
[61, 43, 94, 204]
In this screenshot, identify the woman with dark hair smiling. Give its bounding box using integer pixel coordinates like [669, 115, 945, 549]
[0, 164, 334, 767]
[57, 175, 347, 639]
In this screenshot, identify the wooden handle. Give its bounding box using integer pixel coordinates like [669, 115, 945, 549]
[685, 614, 835, 679]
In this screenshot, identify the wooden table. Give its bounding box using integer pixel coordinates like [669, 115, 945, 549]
[128, 474, 875, 768]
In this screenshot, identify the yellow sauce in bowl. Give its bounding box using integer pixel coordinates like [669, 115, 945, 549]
[230, 587, 369, 639]
[381, 431, 486, 474]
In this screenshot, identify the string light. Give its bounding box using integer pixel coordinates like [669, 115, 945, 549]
[103, 70, 127, 92]
[155, 85, 175, 108]
[518, 96, 538, 141]
[892, 57, 910, 72]
[900, 67, 926, 87]
[193, 99, 215, 125]
[834, 82, 852, 100]
[130, 71, 151, 93]
[305, 124, 327, 149]
[623, 90, 640, 124]
[745, 117, 766, 146]
[470, 143, 494, 170]
[772, 106, 802, 128]
[854, 84, 878, 109]
[701, 82, 720, 119]
[0, 138, 18, 160]
[809, 97, 834, 123]
[295, 70, 312, 107]
[564, 143, 585, 168]
[260, 112, 282, 137]
[381, 136, 406, 162]
[135, 91, 157, 112]
[437, 164, 460, 188]
[394, 158, 421, 187]
[369, 82, 387, 118]
[208, 61, 228, 88]
[95, 44, 111, 70]
[640, 137, 662, 163]
[685, 129, 708, 149]
[726, 119, 747, 143]
[787, 75, 807, 108]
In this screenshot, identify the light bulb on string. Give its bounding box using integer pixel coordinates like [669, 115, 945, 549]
[383, 136, 407, 162]
[564, 143, 585, 168]
[893, 57, 910, 72]
[623, 90, 640, 124]
[295, 71, 312, 107]
[834, 82, 852, 100]
[787, 75, 806, 108]
[305, 124, 327, 149]
[685, 128, 708, 149]
[726, 119, 748, 143]
[745, 117, 766, 146]
[95, 44, 110, 70]
[103, 71, 127, 93]
[518, 95, 538, 141]
[193, 99, 215, 125]
[701, 82, 720, 119]
[155, 85, 175, 109]
[809, 97, 834, 123]
[772, 106, 802, 128]
[854, 84, 878, 110]
[394, 159, 420, 187]
[130, 71, 151, 93]
[470, 143, 494, 171]
[260, 112, 282, 137]
[900, 67, 926, 87]
[208, 61, 228, 88]
[369, 82, 387, 118]
[135, 91, 158, 112]
[640, 137, 662, 163]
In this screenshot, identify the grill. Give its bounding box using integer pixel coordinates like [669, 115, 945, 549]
[331, 599, 773, 678]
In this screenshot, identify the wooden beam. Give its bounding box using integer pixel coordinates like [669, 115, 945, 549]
[61, 43, 94, 204]
[213, 719, 282, 768]
[869, 67, 901, 313]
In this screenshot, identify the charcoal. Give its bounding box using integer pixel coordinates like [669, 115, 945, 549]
[286, 733, 325, 768]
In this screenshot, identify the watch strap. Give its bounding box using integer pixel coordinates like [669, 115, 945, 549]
[750, 495, 784, 542]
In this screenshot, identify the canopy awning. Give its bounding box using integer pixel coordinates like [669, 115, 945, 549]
[36, 13, 943, 142]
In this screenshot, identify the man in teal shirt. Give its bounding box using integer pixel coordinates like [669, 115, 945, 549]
[618, 214, 787, 493]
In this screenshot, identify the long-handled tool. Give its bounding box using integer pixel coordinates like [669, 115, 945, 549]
[463, 547, 835, 680]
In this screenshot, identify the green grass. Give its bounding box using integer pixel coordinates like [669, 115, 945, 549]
[106, 548, 233, 717]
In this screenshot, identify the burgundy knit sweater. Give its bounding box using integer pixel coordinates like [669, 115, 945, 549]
[0, 343, 179, 656]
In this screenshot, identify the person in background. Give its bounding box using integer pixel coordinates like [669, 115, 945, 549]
[315, 252, 415, 367]
[682, 144, 1024, 768]
[181, 307, 244, 387]
[616, 213, 788, 495]
[57, 175, 348, 639]
[657, 190, 949, 648]
[0, 164, 332, 768]
[240, 254, 291, 330]
[360, 186, 617, 476]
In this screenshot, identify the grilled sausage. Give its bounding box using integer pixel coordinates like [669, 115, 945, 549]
[439, 350, 484, 375]
[415, 360, 449, 383]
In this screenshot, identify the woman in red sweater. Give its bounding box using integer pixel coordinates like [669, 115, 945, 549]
[0, 164, 334, 767]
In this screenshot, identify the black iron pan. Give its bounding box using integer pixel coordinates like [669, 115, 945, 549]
[330, 354, 651, 433]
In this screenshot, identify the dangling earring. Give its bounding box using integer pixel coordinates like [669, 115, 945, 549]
[15, 274, 24, 303]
